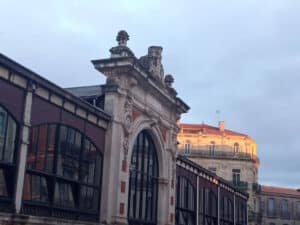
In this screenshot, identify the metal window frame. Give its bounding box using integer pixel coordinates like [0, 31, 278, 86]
[128, 130, 159, 225]
[22, 123, 103, 221]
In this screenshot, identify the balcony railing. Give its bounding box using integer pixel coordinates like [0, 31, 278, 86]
[179, 145, 259, 163]
[231, 181, 248, 191]
[248, 211, 262, 223]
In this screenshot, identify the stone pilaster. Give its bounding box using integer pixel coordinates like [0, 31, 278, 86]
[14, 82, 34, 213]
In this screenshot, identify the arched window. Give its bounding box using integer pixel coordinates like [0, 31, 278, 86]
[128, 130, 158, 225]
[175, 176, 196, 225]
[22, 124, 103, 221]
[184, 140, 191, 154]
[0, 105, 18, 209]
[209, 141, 215, 155]
[233, 143, 239, 153]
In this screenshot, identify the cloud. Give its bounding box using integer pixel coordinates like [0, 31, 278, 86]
[1, 0, 300, 187]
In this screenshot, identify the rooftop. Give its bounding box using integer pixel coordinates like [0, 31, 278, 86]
[179, 122, 249, 138]
[260, 185, 300, 197]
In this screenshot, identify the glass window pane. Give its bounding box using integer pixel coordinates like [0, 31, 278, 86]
[0, 110, 6, 135]
[0, 107, 17, 163]
[36, 125, 47, 170]
[57, 126, 80, 180]
[128, 131, 158, 224]
[54, 182, 75, 208]
[80, 185, 98, 210]
[0, 169, 8, 196]
[0, 110, 6, 159]
[23, 174, 49, 202]
[45, 125, 56, 172]
[28, 128, 38, 169]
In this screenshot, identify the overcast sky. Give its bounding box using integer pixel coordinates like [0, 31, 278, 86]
[1, 0, 299, 188]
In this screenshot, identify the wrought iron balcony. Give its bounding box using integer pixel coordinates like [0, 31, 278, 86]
[248, 211, 262, 223]
[230, 181, 248, 191]
[179, 145, 259, 164]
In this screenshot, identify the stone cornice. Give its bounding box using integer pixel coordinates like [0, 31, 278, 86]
[91, 56, 189, 115]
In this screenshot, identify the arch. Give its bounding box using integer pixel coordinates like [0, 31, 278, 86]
[128, 117, 166, 179]
[175, 175, 196, 225]
[0, 104, 19, 208]
[128, 130, 159, 225]
[22, 123, 103, 221]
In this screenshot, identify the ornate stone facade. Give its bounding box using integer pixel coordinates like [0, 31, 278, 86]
[0, 31, 248, 225]
[91, 30, 189, 225]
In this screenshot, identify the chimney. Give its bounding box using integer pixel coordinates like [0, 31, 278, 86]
[218, 121, 225, 132]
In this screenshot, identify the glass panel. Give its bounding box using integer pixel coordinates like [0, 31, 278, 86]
[128, 131, 158, 224]
[268, 199, 275, 216]
[0, 111, 5, 135]
[57, 126, 80, 180]
[0, 169, 7, 196]
[36, 125, 47, 170]
[45, 125, 56, 172]
[0, 107, 17, 163]
[28, 127, 38, 169]
[54, 182, 75, 208]
[4, 116, 16, 162]
[23, 174, 49, 202]
[80, 185, 98, 210]
[81, 140, 98, 185]
[0, 110, 6, 159]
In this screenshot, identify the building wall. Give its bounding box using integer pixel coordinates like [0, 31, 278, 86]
[258, 191, 300, 225]
[0, 55, 109, 225]
[177, 122, 259, 225]
[176, 156, 248, 225]
[189, 157, 258, 212]
[177, 123, 257, 156]
[0, 31, 249, 225]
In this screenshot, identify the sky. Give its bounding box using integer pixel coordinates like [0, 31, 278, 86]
[1, 0, 300, 188]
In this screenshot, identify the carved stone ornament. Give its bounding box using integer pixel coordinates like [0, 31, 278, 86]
[123, 97, 133, 135]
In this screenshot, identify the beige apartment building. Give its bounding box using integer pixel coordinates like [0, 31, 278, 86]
[177, 121, 300, 225]
[177, 121, 259, 218]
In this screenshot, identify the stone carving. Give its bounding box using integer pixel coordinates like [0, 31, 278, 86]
[138, 46, 164, 84]
[122, 96, 133, 158]
[110, 30, 135, 58]
[123, 97, 133, 135]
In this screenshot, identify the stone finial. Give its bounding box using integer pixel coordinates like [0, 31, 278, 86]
[164, 74, 174, 87]
[116, 30, 129, 46]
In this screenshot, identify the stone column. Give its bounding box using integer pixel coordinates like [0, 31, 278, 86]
[14, 84, 34, 213]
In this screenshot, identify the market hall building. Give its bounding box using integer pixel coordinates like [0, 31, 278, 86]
[0, 31, 248, 225]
